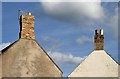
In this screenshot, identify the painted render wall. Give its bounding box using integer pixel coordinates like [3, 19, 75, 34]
[68, 50, 118, 77]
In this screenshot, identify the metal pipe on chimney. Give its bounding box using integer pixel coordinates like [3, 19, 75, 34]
[100, 29, 103, 35]
[28, 12, 32, 15]
[95, 29, 99, 35]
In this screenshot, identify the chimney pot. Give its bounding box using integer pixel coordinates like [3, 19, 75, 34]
[95, 29, 100, 35]
[28, 12, 32, 15]
[100, 29, 103, 35]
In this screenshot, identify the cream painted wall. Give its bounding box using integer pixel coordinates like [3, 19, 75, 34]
[68, 50, 118, 77]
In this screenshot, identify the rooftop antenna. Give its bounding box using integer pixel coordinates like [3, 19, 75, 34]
[18, 9, 28, 30]
[18, 9, 27, 20]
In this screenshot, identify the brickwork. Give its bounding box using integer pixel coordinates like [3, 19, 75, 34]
[19, 12, 35, 39]
[94, 29, 104, 50]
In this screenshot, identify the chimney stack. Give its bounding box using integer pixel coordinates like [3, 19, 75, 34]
[19, 12, 35, 39]
[94, 29, 104, 50]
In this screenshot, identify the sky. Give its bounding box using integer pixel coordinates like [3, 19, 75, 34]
[0, 1, 119, 77]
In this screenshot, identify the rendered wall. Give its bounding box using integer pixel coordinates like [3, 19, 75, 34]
[0, 54, 1, 78]
[2, 39, 62, 77]
[68, 50, 118, 77]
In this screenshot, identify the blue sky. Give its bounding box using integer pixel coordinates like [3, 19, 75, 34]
[1, 2, 119, 77]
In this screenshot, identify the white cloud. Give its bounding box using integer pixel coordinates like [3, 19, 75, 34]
[0, 42, 11, 51]
[39, 0, 102, 2]
[48, 51, 86, 64]
[40, 2, 104, 20]
[35, 2, 118, 37]
[76, 35, 92, 44]
[36, 2, 118, 39]
[101, 0, 119, 2]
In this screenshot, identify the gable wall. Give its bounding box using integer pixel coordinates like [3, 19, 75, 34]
[2, 39, 62, 77]
[68, 50, 118, 77]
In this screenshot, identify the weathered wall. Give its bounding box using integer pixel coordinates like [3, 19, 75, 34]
[68, 50, 118, 77]
[0, 54, 1, 78]
[2, 39, 62, 77]
[118, 65, 120, 79]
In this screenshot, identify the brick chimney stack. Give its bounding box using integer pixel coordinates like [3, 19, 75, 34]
[19, 12, 35, 39]
[94, 29, 104, 50]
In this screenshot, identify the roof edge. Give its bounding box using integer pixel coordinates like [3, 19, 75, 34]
[33, 40, 63, 74]
[1, 38, 63, 73]
[103, 49, 120, 65]
[68, 49, 120, 77]
[1, 39, 20, 54]
[68, 50, 94, 77]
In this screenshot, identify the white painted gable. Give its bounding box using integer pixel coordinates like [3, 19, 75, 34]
[68, 50, 118, 77]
